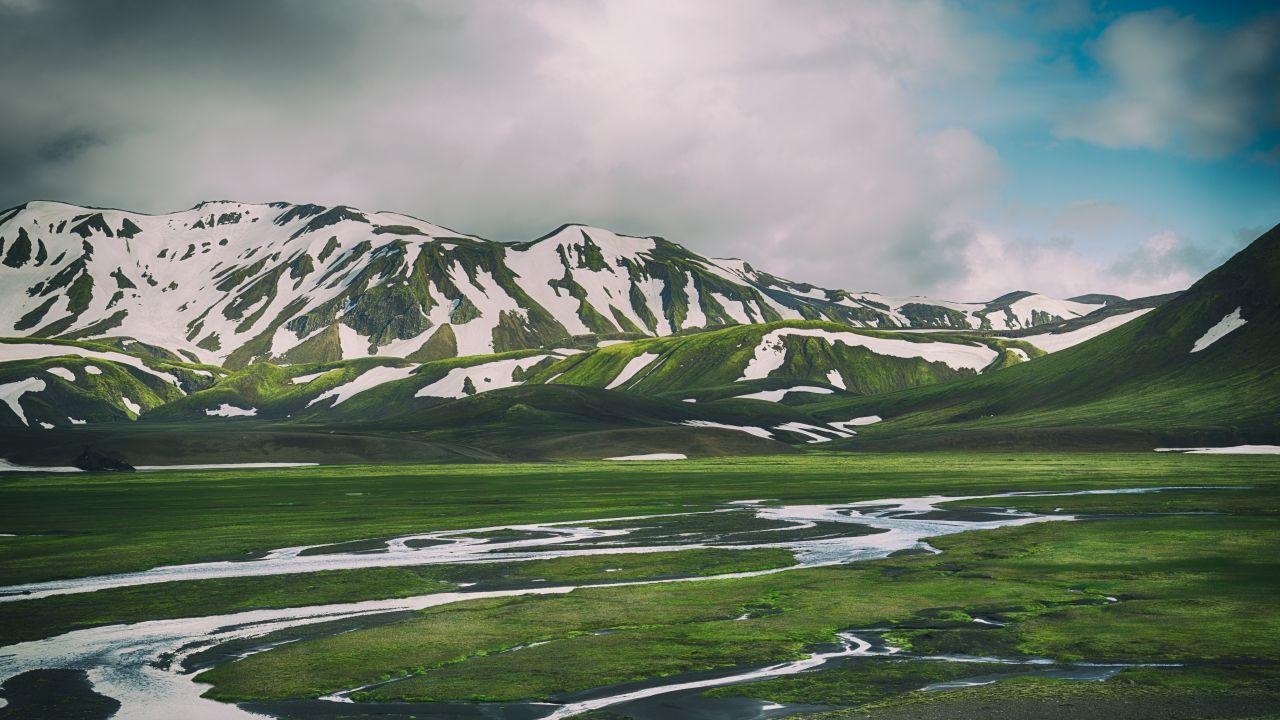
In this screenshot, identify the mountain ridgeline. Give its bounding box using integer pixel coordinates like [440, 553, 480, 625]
[0, 200, 1114, 369]
[3, 198, 1272, 462]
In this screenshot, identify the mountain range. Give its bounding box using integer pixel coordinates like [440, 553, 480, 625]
[0, 199, 1272, 466]
[0, 200, 1130, 367]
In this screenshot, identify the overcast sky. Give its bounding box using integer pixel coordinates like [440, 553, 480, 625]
[1, 0, 1277, 300]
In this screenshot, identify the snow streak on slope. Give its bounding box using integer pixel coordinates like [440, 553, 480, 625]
[1190, 307, 1247, 353]
[681, 420, 775, 439]
[308, 365, 417, 408]
[1018, 309, 1153, 354]
[736, 386, 834, 402]
[605, 352, 660, 390]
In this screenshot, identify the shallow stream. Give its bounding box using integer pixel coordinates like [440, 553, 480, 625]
[0, 487, 1193, 719]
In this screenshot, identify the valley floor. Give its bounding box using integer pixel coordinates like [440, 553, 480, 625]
[0, 453, 1277, 719]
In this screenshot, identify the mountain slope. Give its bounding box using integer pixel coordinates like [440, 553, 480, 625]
[521, 321, 1034, 397]
[0, 338, 222, 428]
[808, 224, 1280, 448]
[0, 200, 1117, 369]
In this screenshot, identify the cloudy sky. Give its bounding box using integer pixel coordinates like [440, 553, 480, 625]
[1, 0, 1277, 300]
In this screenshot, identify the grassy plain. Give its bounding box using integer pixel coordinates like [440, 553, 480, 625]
[2, 453, 1278, 717]
[3, 453, 1271, 583]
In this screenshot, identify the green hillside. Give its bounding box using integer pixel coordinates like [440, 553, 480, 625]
[0, 338, 222, 428]
[809, 224, 1280, 449]
[525, 321, 1024, 396]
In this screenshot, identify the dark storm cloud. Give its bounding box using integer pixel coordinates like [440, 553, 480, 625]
[1, 0, 1014, 295]
[0, 0, 1272, 298]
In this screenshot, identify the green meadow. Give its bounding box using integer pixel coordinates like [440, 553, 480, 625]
[2, 453, 1278, 718]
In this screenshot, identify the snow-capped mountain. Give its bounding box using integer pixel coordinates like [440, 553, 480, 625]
[0, 200, 1114, 368]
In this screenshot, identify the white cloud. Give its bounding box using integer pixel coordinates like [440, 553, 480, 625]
[1056, 9, 1280, 157]
[2, 1, 1264, 302]
[931, 225, 1236, 302]
[0, 0, 1008, 295]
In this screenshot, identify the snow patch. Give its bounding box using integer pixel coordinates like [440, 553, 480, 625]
[825, 369, 845, 389]
[205, 404, 258, 418]
[0, 458, 81, 473]
[738, 328, 997, 381]
[1005, 295, 1096, 328]
[134, 462, 321, 471]
[68, 417, 86, 425]
[46, 367, 75, 382]
[605, 453, 688, 461]
[605, 352, 660, 390]
[336, 324, 369, 360]
[736, 385, 833, 402]
[773, 422, 852, 443]
[84, 365, 102, 375]
[1190, 307, 1247, 353]
[681, 420, 774, 439]
[710, 292, 753, 324]
[0, 378, 46, 426]
[679, 274, 708, 329]
[1018, 309, 1151, 354]
[415, 355, 551, 399]
[290, 371, 328, 385]
[828, 415, 882, 432]
[1156, 445, 1280, 454]
[120, 396, 142, 416]
[309, 365, 417, 407]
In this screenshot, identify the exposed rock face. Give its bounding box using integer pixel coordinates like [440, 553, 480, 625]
[74, 447, 135, 472]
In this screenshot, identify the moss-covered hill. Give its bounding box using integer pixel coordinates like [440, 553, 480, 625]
[808, 224, 1280, 449]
